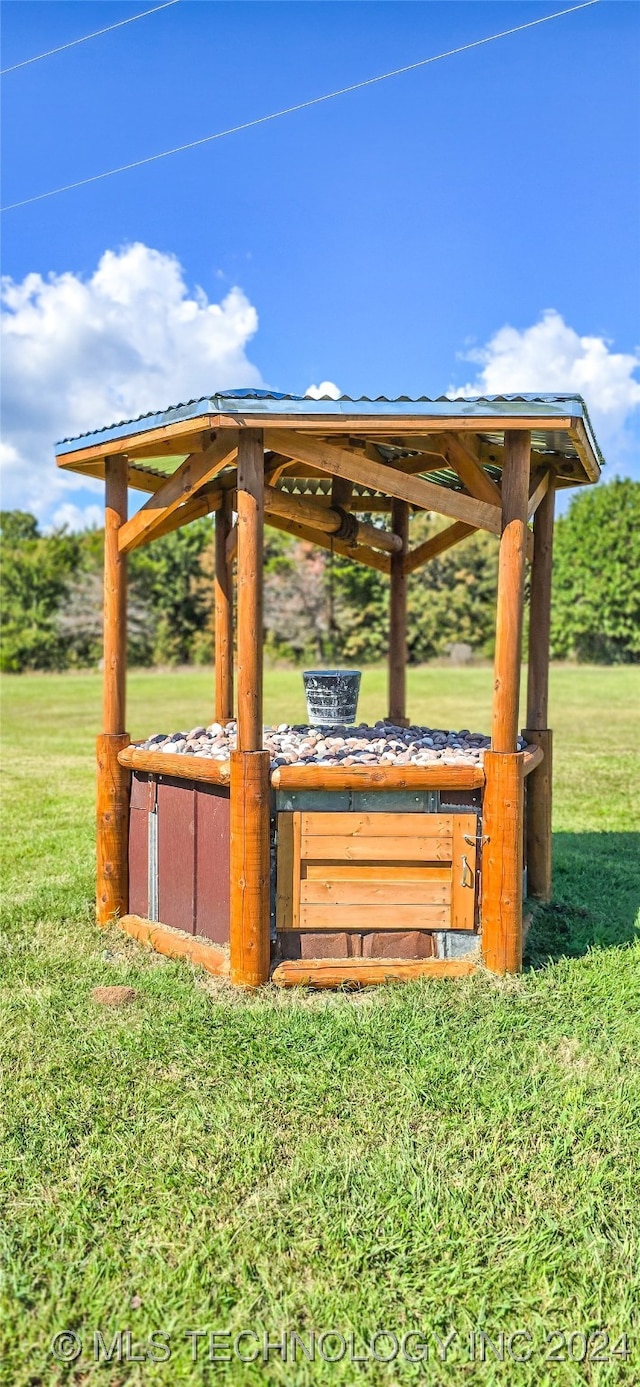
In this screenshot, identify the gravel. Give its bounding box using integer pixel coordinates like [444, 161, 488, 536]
[141, 720, 529, 768]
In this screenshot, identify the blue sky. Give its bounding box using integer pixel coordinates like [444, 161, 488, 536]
[1, 0, 639, 528]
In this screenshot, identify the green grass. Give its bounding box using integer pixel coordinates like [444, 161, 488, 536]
[1, 665, 639, 1386]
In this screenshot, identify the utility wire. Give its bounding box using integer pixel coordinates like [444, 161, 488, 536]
[1, 0, 600, 213]
[1, 0, 180, 75]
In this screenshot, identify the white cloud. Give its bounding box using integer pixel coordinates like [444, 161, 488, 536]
[305, 380, 343, 400]
[451, 310, 640, 476]
[0, 242, 263, 526]
[48, 502, 104, 534]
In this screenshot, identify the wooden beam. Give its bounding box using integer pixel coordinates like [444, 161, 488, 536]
[265, 513, 391, 574]
[264, 483, 401, 555]
[118, 915, 230, 977]
[389, 499, 409, 725]
[117, 433, 238, 554]
[272, 958, 476, 987]
[215, 492, 234, 725]
[103, 456, 128, 734]
[134, 485, 222, 546]
[522, 729, 552, 901]
[481, 750, 525, 974]
[123, 430, 216, 461]
[56, 414, 219, 467]
[527, 476, 555, 729]
[226, 414, 575, 435]
[118, 744, 230, 785]
[225, 521, 238, 565]
[96, 732, 130, 926]
[236, 430, 264, 751]
[527, 466, 551, 520]
[230, 750, 271, 987]
[331, 475, 354, 510]
[264, 430, 503, 536]
[492, 432, 531, 753]
[97, 454, 130, 928]
[269, 763, 485, 791]
[524, 474, 555, 904]
[430, 432, 503, 507]
[404, 521, 475, 575]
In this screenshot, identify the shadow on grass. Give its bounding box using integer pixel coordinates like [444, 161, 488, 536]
[524, 831, 640, 967]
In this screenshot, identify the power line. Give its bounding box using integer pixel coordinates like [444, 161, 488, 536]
[1, 0, 600, 213]
[1, 0, 180, 76]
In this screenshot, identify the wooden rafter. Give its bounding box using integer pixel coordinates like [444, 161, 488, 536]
[428, 433, 503, 507]
[118, 433, 238, 554]
[265, 512, 391, 574]
[133, 485, 222, 547]
[527, 466, 551, 519]
[264, 429, 503, 537]
[403, 521, 476, 575]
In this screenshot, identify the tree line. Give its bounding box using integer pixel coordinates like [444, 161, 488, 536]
[1, 479, 638, 674]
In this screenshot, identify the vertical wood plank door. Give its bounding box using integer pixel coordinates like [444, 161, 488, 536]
[276, 811, 477, 937]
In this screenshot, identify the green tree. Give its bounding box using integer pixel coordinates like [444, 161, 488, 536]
[129, 518, 214, 665]
[551, 479, 640, 663]
[0, 512, 80, 672]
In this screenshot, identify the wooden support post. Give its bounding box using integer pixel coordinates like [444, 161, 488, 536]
[527, 476, 555, 731]
[229, 750, 271, 986]
[102, 456, 128, 734]
[214, 491, 234, 724]
[96, 733, 130, 924]
[492, 431, 531, 753]
[236, 430, 264, 751]
[522, 728, 553, 901]
[523, 474, 555, 899]
[481, 750, 525, 973]
[97, 455, 129, 923]
[388, 498, 409, 725]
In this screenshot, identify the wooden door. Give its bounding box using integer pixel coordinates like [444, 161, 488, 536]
[276, 811, 477, 939]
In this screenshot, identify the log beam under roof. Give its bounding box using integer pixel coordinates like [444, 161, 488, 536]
[265, 512, 391, 574]
[263, 483, 401, 555]
[264, 429, 504, 537]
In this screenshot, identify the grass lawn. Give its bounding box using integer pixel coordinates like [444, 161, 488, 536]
[1, 665, 639, 1386]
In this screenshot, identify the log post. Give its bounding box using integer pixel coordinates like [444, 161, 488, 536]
[231, 431, 270, 985]
[236, 430, 264, 751]
[523, 475, 555, 900]
[481, 750, 525, 973]
[492, 431, 531, 753]
[229, 750, 271, 986]
[97, 455, 129, 924]
[483, 432, 530, 971]
[214, 491, 234, 724]
[96, 732, 130, 923]
[388, 498, 409, 725]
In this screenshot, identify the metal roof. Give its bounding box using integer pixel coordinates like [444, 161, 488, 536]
[55, 389, 600, 456]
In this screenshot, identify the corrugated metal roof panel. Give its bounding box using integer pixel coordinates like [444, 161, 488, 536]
[54, 388, 603, 480]
[56, 390, 591, 444]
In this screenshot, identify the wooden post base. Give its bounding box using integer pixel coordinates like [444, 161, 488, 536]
[229, 750, 271, 987]
[96, 732, 131, 924]
[522, 728, 552, 901]
[481, 750, 525, 973]
[118, 915, 230, 977]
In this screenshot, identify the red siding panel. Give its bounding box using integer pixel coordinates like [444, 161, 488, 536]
[194, 784, 230, 945]
[128, 808, 148, 918]
[157, 778, 196, 934]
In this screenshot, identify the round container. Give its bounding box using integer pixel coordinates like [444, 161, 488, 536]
[302, 669, 361, 727]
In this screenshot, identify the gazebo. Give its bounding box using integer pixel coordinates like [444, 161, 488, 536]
[55, 390, 602, 988]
